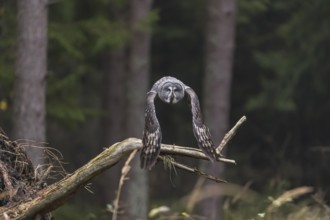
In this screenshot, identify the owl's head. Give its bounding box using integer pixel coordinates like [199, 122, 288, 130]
[159, 82, 185, 104]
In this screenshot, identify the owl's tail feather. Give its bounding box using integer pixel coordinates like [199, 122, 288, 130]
[193, 124, 219, 162]
[140, 146, 160, 170]
[140, 129, 162, 170]
[200, 142, 218, 162]
[140, 144, 161, 170]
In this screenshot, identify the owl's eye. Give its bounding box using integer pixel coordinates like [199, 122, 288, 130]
[174, 86, 182, 92]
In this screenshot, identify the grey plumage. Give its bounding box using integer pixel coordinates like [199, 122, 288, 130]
[141, 76, 218, 170]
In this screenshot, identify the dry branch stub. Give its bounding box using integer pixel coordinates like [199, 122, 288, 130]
[0, 129, 52, 219]
[0, 130, 35, 206]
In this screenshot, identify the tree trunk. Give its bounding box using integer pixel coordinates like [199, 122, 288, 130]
[13, 0, 48, 167]
[98, 1, 130, 206]
[123, 0, 152, 219]
[99, 49, 127, 204]
[200, 0, 236, 219]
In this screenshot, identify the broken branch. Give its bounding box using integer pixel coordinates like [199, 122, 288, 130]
[216, 115, 247, 155]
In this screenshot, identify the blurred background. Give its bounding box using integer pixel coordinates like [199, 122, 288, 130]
[0, 0, 330, 219]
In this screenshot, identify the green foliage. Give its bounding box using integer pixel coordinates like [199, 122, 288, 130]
[0, 1, 15, 129]
[245, 51, 301, 112]
[245, 0, 330, 113]
[47, 72, 98, 129]
[238, 0, 269, 24]
[232, 0, 330, 199]
[139, 9, 159, 32]
[224, 200, 330, 220]
[53, 204, 110, 220]
[81, 17, 129, 53]
[47, 18, 94, 128]
[49, 22, 87, 59]
[0, 1, 15, 97]
[46, 0, 136, 128]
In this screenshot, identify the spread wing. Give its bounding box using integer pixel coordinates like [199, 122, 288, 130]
[140, 91, 162, 170]
[185, 87, 218, 162]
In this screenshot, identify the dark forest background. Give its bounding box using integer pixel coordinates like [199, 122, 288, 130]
[0, 0, 330, 219]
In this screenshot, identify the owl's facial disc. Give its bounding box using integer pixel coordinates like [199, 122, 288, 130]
[160, 82, 184, 104]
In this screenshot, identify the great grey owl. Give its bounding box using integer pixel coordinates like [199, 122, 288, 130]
[140, 76, 218, 170]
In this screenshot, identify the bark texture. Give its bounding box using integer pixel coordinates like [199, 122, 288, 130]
[13, 0, 48, 167]
[201, 0, 236, 219]
[100, 49, 127, 204]
[102, 50, 126, 150]
[123, 0, 152, 219]
[99, 1, 130, 205]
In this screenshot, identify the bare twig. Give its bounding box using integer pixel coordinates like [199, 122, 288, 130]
[312, 191, 330, 212]
[112, 150, 137, 220]
[216, 116, 247, 155]
[266, 186, 314, 212]
[186, 178, 205, 212]
[161, 144, 236, 164]
[159, 156, 227, 183]
[0, 162, 15, 201]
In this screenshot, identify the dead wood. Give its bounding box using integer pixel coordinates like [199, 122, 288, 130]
[0, 115, 246, 219]
[0, 138, 235, 219]
[0, 130, 35, 207]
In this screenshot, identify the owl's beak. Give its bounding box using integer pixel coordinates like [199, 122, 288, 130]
[169, 87, 177, 103]
[169, 93, 175, 103]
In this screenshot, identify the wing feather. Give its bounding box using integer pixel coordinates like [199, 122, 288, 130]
[185, 87, 218, 161]
[140, 91, 162, 170]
